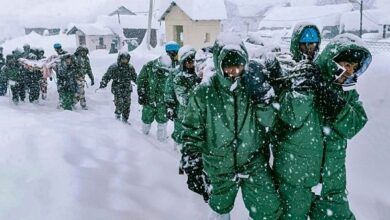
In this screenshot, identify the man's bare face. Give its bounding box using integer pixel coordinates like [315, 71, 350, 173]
[223, 65, 244, 78]
[336, 61, 359, 83]
[299, 43, 318, 60]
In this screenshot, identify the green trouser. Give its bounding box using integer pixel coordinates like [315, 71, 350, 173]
[208, 156, 281, 220]
[0, 80, 7, 96]
[10, 83, 26, 103]
[59, 91, 74, 110]
[114, 93, 131, 121]
[28, 81, 40, 102]
[273, 149, 322, 220]
[310, 142, 355, 220]
[75, 78, 87, 108]
[141, 104, 168, 124]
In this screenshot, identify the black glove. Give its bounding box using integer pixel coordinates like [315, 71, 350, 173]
[264, 54, 290, 96]
[317, 82, 346, 121]
[90, 78, 95, 86]
[166, 107, 175, 120]
[290, 61, 319, 91]
[99, 82, 106, 89]
[243, 60, 274, 104]
[137, 88, 147, 105]
[181, 154, 209, 202]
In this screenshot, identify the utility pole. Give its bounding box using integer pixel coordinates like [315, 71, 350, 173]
[146, 0, 154, 50]
[359, 0, 363, 38]
[117, 10, 121, 25]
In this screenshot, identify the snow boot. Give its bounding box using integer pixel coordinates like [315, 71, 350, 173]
[208, 210, 230, 220]
[157, 123, 168, 142]
[142, 123, 152, 135]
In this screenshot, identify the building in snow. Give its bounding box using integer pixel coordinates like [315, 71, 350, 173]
[379, 14, 390, 39]
[25, 27, 61, 36]
[97, 14, 159, 48]
[109, 6, 137, 17]
[258, 3, 354, 39]
[67, 24, 116, 52]
[159, 0, 227, 49]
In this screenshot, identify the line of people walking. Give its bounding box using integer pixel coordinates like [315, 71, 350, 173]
[176, 23, 372, 220]
[0, 23, 373, 220]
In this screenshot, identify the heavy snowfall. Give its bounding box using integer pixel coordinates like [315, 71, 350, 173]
[0, 0, 390, 220]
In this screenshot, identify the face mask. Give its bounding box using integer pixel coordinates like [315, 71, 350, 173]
[333, 62, 357, 91]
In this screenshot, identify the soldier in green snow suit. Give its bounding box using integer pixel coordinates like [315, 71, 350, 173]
[167, 46, 199, 145]
[74, 46, 95, 109]
[271, 23, 325, 220]
[137, 55, 172, 141]
[181, 34, 281, 220]
[100, 51, 137, 123]
[273, 25, 372, 219]
[163, 41, 180, 124]
[308, 34, 371, 220]
[2, 54, 26, 104]
[56, 54, 78, 110]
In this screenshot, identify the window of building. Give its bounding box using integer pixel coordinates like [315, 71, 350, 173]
[79, 36, 86, 45]
[204, 32, 211, 43]
[174, 25, 184, 46]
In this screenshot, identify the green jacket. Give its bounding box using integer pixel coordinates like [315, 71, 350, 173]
[181, 38, 276, 176]
[3, 62, 23, 83]
[101, 59, 137, 95]
[173, 48, 200, 120]
[290, 23, 321, 62]
[315, 34, 371, 149]
[273, 23, 324, 157]
[56, 59, 78, 93]
[137, 57, 171, 106]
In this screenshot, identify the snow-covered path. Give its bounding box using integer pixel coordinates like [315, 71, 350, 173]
[0, 51, 389, 220]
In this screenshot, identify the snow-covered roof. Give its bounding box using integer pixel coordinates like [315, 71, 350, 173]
[109, 6, 136, 16]
[97, 15, 159, 30]
[67, 23, 114, 36]
[259, 4, 354, 30]
[159, 0, 227, 21]
[340, 9, 382, 32]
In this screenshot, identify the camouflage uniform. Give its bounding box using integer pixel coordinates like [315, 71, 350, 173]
[56, 55, 78, 110]
[99, 52, 137, 122]
[0, 50, 6, 96]
[74, 46, 94, 109]
[34, 48, 49, 100]
[24, 53, 42, 103]
[2, 54, 26, 103]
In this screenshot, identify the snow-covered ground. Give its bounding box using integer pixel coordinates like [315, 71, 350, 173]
[0, 48, 389, 220]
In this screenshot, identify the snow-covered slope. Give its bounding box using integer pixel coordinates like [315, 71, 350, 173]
[0, 49, 389, 220]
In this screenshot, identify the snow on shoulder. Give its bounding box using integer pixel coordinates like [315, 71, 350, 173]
[178, 45, 195, 60]
[159, 54, 172, 67]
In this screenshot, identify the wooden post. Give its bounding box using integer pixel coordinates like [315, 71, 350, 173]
[146, 0, 154, 50]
